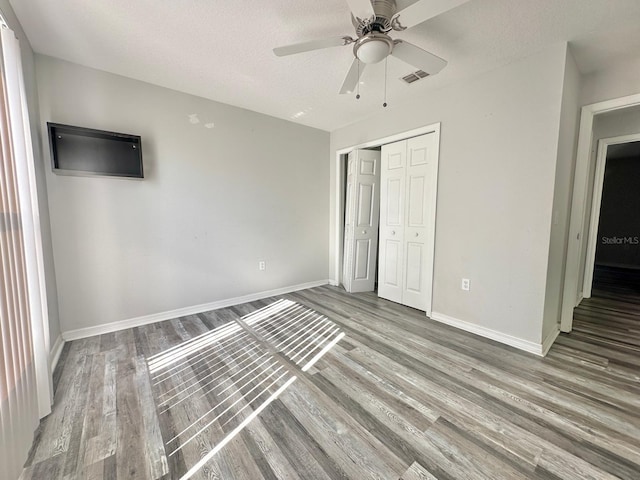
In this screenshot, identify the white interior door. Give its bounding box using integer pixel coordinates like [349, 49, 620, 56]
[378, 133, 438, 312]
[342, 149, 381, 293]
[378, 141, 406, 303]
[402, 135, 436, 311]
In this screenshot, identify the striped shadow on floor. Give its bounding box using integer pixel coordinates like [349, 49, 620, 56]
[145, 299, 344, 479]
[241, 298, 345, 372]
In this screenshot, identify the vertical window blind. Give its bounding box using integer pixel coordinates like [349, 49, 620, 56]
[0, 23, 51, 479]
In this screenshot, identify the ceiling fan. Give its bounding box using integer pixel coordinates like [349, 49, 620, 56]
[273, 0, 470, 95]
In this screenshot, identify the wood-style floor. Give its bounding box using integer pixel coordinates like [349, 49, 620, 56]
[20, 280, 640, 480]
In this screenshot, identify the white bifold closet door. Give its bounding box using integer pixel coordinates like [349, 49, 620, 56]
[378, 133, 437, 312]
[342, 149, 381, 293]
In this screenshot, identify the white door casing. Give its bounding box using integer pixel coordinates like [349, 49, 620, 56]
[561, 94, 640, 333]
[342, 149, 381, 293]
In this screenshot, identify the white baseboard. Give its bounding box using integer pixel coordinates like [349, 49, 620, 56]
[541, 327, 560, 356]
[49, 335, 65, 371]
[62, 280, 330, 341]
[430, 311, 547, 357]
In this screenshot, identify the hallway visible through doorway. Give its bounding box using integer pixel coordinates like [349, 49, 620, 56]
[573, 265, 640, 352]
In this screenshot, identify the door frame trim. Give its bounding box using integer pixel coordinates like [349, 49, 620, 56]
[582, 132, 640, 298]
[333, 122, 441, 316]
[561, 93, 640, 333]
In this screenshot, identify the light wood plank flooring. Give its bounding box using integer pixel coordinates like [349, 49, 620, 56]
[21, 284, 640, 479]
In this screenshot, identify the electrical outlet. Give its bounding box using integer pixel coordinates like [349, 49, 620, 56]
[259, 261, 266, 271]
[461, 278, 470, 291]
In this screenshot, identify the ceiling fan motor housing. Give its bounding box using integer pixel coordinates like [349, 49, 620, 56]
[372, 0, 397, 22]
[354, 0, 397, 35]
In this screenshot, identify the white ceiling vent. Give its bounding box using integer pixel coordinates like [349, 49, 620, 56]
[401, 70, 430, 84]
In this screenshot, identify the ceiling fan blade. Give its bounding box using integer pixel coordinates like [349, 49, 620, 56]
[392, 0, 470, 30]
[391, 40, 447, 74]
[274, 36, 354, 57]
[339, 58, 366, 95]
[345, 0, 375, 21]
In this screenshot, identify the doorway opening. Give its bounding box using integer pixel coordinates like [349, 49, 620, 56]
[561, 94, 640, 332]
[582, 136, 640, 298]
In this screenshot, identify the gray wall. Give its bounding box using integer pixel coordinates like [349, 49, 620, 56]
[36, 55, 330, 334]
[0, 1, 60, 348]
[542, 47, 581, 342]
[330, 43, 569, 345]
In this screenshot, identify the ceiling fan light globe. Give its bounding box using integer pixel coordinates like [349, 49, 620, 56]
[355, 37, 393, 64]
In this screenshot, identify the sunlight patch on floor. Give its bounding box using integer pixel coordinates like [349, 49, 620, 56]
[145, 299, 345, 479]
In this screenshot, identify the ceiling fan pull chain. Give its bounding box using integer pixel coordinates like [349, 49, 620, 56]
[383, 56, 388, 107]
[356, 60, 361, 99]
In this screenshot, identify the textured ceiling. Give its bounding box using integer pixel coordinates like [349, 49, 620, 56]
[10, 0, 640, 131]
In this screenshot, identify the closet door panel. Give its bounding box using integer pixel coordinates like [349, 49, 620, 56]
[357, 183, 375, 227]
[405, 242, 424, 291]
[386, 177, 403, 226]
[354, 239, 372, 280]
[379, 132, 437, 312]
[378, 140, 406, 303]
[402, 134, 436, 311]
[407, 175, 426, 227]
[344, 149, 381, 293]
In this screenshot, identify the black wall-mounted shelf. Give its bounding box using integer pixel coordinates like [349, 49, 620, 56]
[48, 123, 144, 179]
